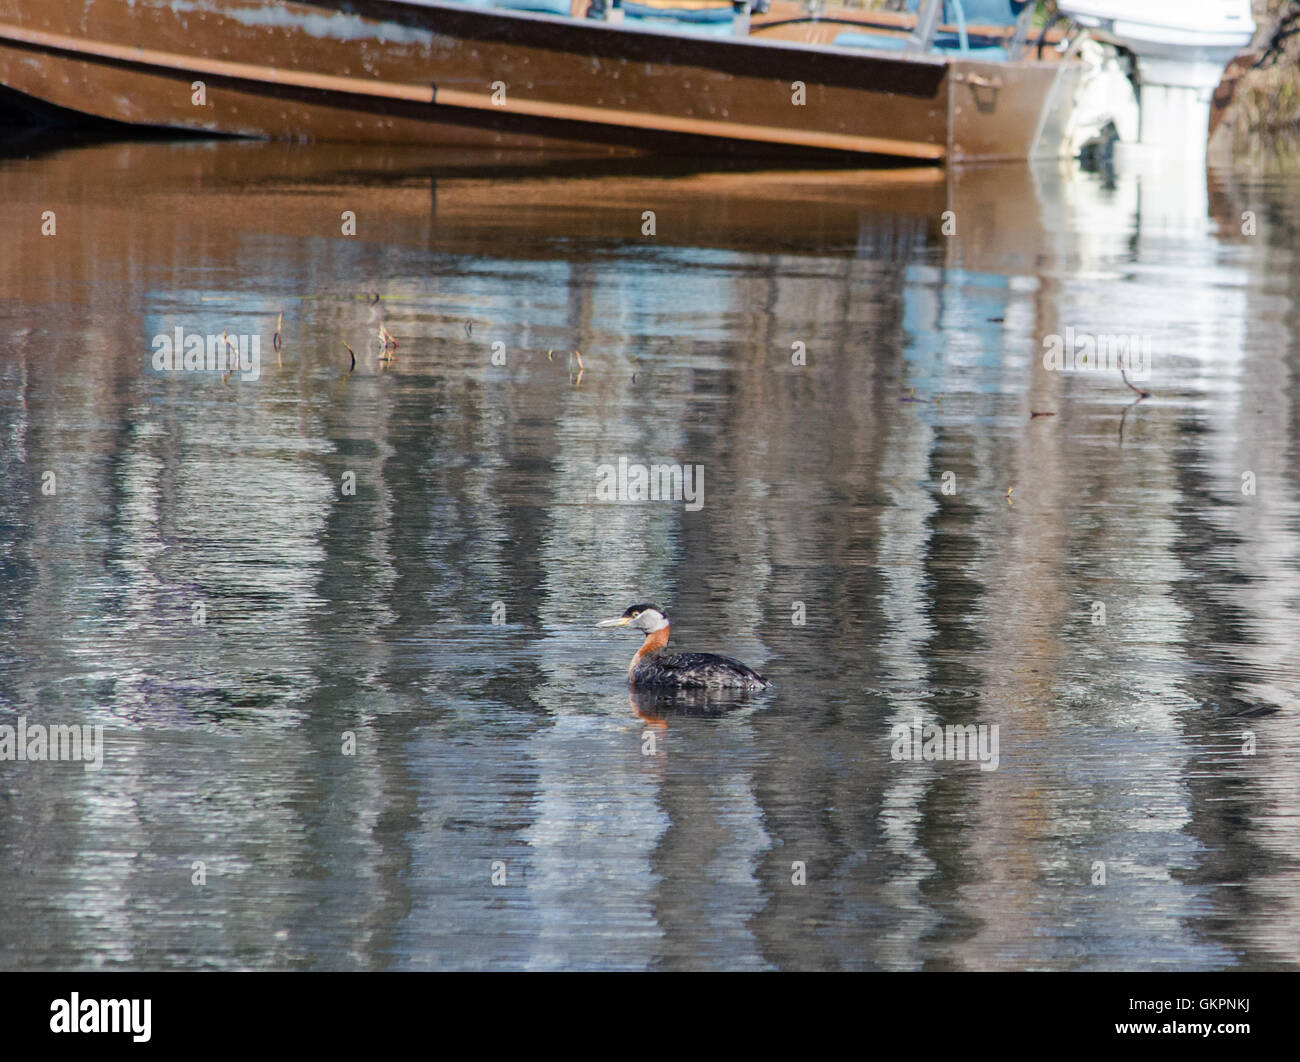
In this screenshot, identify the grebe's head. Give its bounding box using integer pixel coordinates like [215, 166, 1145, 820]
[598, 603, 669, 633]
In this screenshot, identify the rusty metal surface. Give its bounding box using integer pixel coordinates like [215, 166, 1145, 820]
[950, 57, 1078, 163]
[0, 0, 1070, 160]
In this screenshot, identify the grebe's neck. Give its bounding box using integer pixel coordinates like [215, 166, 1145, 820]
[631, 623, 670, 676]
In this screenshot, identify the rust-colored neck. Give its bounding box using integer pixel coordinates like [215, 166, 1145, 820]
[631, 624, 670, 677]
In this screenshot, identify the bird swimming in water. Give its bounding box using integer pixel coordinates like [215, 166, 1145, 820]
[598, 603, 772, 691]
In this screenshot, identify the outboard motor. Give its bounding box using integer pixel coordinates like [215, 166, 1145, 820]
[1055, 0, 1256, 162]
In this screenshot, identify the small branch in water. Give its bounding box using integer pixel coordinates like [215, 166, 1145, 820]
[1120, 364, 1150, 399]
[464, 320, 473, 338]
[344, 342, 356, 377]
[222, 331, 238, 385]
[1030, 410, 1056, 419]
[376, 324, 398, 362]
[1117, 395, 1145, 445]
[572, 350, 584, 387]
[273, 312, 283, 360]
[1005, 486, 1015, 506]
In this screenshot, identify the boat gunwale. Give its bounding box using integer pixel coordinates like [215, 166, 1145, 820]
[364, 0, 1043, 67]
[236, 0, 958, 65]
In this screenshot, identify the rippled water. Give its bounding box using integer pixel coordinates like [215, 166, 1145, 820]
[1, 135, 1298, 970]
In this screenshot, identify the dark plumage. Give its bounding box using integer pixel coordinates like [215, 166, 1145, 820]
[633, 649, 771, 690]
[598, 604, 772, 691]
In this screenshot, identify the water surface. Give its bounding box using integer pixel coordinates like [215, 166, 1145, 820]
[1, 136, 1298, 970]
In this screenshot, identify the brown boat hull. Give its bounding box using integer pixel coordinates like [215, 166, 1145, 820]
[0, 0, 1075, 161]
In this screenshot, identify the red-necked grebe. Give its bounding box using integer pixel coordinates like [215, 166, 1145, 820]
[598, 603, 772, 691]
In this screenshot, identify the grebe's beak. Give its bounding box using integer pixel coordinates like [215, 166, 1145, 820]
[597, 616, 630, 627]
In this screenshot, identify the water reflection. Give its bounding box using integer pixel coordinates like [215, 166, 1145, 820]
[0, 136, 1297, 970]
